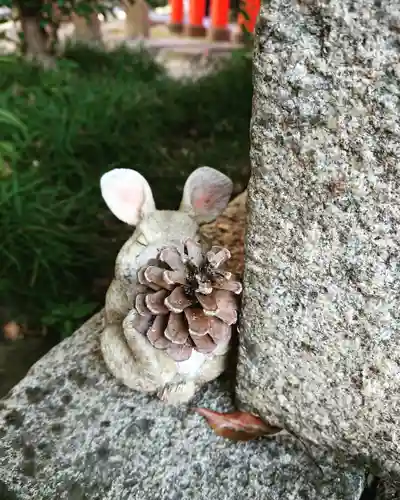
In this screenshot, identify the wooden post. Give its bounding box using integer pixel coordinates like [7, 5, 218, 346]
[235, 0, 260, 43]
[71, 12, 103, 46]
[169, 0, 184, 33]
[209, 0, 230, 41]
[186, 0, 206, 37]
[123, 0, 150, 39]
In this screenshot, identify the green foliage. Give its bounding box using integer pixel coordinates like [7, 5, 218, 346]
[144, 0, 168, 9]
[42, 298, 98, 337]
[0, 108, 27, 177]
[0, 55, 28, 175]
[0, 45, 252, 337]
[0, 0, 116, 55]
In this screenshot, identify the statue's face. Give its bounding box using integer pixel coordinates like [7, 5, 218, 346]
[133, 210, 199, 247]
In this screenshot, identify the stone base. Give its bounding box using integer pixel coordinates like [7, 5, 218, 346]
[0, 312, 366, 500]
[168, 22, 184, 34]
[185, 24, 207, 38]
[208, 27, 231, 42]
[376, 479, 400, 500]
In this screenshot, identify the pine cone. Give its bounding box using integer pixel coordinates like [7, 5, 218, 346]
[133, 238, 242, 362]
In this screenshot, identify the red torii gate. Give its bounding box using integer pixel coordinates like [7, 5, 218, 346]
[169, 0, 260, 42]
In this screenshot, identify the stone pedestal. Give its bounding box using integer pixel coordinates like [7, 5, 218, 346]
[0, 313, 365, 499]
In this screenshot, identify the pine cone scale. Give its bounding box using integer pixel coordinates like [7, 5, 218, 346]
[185, 237, 203, 267]
[128, 311, 153, 334]
[159, 247, 185, 273]
[214, 279, 242, 294]
[164, 270, 186, 285]
[207, 247, 231, 268]
[209, 317, 231, 343]
[167, 342, 193, 362]
[136, 294, 151, 316]
[184, 308, 210, 336]
[206, 308, 237, 326]
[145, 289, 170, 314]
[195, 291, 218, 312]
[147, 315, 171, 349]
[191, 334, 216, 354]
[144, 266, 175, 290]
[165, 313, 189, 344]
[164, 286, 193, 313]
[138, 266, 161, 291]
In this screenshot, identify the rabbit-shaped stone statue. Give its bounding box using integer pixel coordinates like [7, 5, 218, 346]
[100, 166, 234, 404]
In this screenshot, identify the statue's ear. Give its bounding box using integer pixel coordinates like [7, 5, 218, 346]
[179, 167, 233, 224]
[100, 169, 156, 226]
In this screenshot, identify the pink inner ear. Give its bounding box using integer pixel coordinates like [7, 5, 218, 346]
[192, 188, 216, 211]
[193, 194, 211, 209]
[119, 185, 143, 208]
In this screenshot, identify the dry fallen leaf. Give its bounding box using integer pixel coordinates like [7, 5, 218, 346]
[196, 408, 324, 475]
[194, 407, 282, 441]
[3, 321, 22, 341]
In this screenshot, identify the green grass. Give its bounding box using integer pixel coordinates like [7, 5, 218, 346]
[0, 44, 252, 338]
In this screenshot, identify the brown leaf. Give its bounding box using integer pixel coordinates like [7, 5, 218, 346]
[3, 321, 22, 341]
[194, 408, 282, 441]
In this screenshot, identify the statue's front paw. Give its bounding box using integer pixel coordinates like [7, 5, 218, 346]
[157, 381, 197, 405]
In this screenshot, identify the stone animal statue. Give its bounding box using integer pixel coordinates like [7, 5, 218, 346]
[100, 166, 240, 404]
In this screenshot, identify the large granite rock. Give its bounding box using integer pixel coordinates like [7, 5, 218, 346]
[236, 0, 400, 479]
[0, 312, 365, 499]
[377, 482, 400, 500]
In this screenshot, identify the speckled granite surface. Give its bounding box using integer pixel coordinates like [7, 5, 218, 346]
[236, 0, 400, 479]
[376, 482, 400, 500]
[0, 312, 365, 499]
